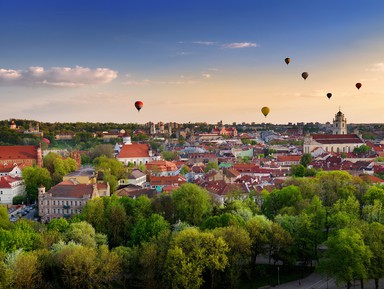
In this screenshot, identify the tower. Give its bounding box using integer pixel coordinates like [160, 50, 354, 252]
[332, 109, 347, 135]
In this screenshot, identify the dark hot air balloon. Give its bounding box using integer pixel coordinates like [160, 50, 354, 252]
[301, 72, 309, 80]
[356, 83, 362, 90]
[285, 58, 291, 65]
[327, 93, 332, 99]
[261, 107, 270, 117]
[135, 101, 143, 111]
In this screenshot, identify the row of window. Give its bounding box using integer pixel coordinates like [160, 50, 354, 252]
[46, 208, 81, 214]
[40, 200, 86, 206]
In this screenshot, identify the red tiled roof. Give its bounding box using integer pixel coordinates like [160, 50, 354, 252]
[118, 143, 150, 158]
[311, 134, 363, 144]
[0, 146, 38, 160]
[146, 160, 178, 172]
[150, 175, 187, 186]
[276, 155, 301, 162]
[359, 174, 384, 184]
[0, 176, 20, 188]
[48, 182, 93, 198]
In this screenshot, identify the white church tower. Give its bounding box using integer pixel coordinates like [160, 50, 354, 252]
[332, 109, 347, 135]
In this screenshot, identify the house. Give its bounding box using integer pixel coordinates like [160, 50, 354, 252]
[62, 167, 97, 184]
[116, 137, 158, 165]
[115, 185, 157, 198]
[276, 155, 301, 167]
[200, 180, 249, 206]
[118, 169, 146, 187]
[0, 164, 22, 178]
[149, 174, 187, 192]
[0, 176, 25, 205]
[0, 145, 43, 168]
[38, 179, 110, 223]
[146, 160, 180, 176]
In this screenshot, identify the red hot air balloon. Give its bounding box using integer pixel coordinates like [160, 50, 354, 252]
[135, 101, 143, 111]
[356, 83, 362, 90]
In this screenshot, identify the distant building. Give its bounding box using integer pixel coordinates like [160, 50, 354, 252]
[116, 137, 158, 165]
[38, 179, 110, 222]
[0, 145, 43, 168]
[303, 110, 365, 154]
[24, 122, 43, 137]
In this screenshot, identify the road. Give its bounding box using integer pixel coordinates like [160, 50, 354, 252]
[274, 273, 384, 289]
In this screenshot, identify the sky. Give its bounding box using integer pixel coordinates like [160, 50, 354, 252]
[1, 0, 384, 125]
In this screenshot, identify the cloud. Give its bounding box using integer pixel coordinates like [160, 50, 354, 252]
[0, 66, 118, 87]
[123, 75, 197, 86]
[192, 41, 217, 46]
[367, 63, 384, 72]
[202, 73, 211, 79]
[222, 42, 259, 49]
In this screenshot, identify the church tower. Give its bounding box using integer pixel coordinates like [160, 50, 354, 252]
[332, 109, 347, 135]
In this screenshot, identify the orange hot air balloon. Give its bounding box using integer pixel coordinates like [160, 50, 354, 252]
[285, 57, 291, 65]
[356, 83, 362, 90]
[135, 101, 143, 111]
[327, 93, 332, 99]
[301, 72, 309, 80]
[261, 107, 270, 117]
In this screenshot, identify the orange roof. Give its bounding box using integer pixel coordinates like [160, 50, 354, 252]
[276, 155, 301, 162]
[146, 160, 178, 172]
[150, 175, 187, 186]
[118, 143, 150, 158]
[0, 176, 21, 188]
[0, 145, 38, 160]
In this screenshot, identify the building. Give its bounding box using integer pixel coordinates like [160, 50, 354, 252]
[118, 169, 146, 187]
[116, 137, 158, 165]
[146, 160, 180, 176]
[0, 176, 25, 205]
[38, 179, 110, 222]
[62, 167, 97, 184]
[303, 110, 365, 154]
[0, 145, 43, 168]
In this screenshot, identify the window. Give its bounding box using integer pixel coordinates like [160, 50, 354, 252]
[53, 200, 56, 205]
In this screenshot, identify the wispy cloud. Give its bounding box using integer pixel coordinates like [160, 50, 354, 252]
[0, 66, 118, 87]
[202, 73, 211, 79]
[366, 62, 384, 72]
[192, 41, 217, 46]
[122, 76, 197, 86]
[222, 42, 259, 49]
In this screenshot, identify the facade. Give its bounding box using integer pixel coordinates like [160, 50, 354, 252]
[0, 145, 43, 168]
[38, 180, 110, 222]
[116, 138, 158, 165]
[62, 167, 97, 184]
[303, 110, 364, 154]
[118, 169, 146, 186]
[145, 160, 180, 176]
[0, 176, 25, 205]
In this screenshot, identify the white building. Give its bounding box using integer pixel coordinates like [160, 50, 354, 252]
[303, 110, 364, 154]
[0, 176, 25, 205]
[116, 137, 159, 165]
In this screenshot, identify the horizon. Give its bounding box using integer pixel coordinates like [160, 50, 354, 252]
[1, 1, 384, 124]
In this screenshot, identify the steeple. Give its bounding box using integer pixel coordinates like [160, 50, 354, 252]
[332, 108, 347, 135]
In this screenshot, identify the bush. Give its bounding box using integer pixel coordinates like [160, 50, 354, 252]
[13, 195, 26, 205]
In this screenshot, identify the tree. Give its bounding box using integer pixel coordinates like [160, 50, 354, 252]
[22, 166, 52, 202]
[246, 215, 272, 265]
[65, 221, 99, 248]
[317, 228, 372, 289]
[204, 161, 218, 173]
[161, 151, 178, 161]
[172, 184, 212, 226]
[212, 226, 251, 289]
[165, 228, 228, 289]
[89, 144, 114, 160]
[353, 145, 371, 156]
[130, 214, 170, 245]
[300, 153, 312, 167]
[364, 222, 384, 289]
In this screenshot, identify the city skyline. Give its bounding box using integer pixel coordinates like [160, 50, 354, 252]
[1, 1, 384, 124]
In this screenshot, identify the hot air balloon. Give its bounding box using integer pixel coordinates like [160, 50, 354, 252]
[134, 101, 143, 111]
[261, 107, 270, 117]
[284, 57, 291, 65]
[327, 93, 332, 99]
[301, 72, 309, 80]
[356, 83, 362, 90]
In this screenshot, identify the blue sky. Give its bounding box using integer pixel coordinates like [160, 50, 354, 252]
[1, 0, 384, 124]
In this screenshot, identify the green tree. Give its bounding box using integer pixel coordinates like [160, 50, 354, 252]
[300, 153, 312, 167]
[22, 166, 52, 202]
[131, 214, 170, 245]
[161, 151, 178, 161]
[204, 161, 218, 173]
[165, 228, 228, 289]
[364, 222, 384, 289]
[89, 144, 114, 160]
[172, 184, 212, 226]
[317, 228, 372, 289]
